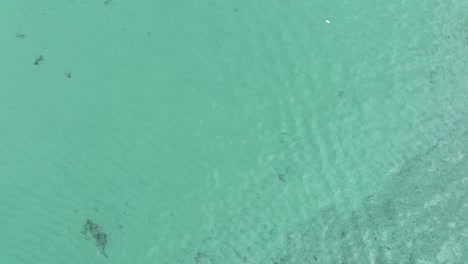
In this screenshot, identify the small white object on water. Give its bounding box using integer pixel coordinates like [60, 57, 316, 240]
[326, 20, 330, 24]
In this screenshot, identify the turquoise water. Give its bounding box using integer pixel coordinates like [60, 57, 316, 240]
[1, 0, 467, 263]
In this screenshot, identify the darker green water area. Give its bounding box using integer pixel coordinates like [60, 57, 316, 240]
[0, 0, 467, 263]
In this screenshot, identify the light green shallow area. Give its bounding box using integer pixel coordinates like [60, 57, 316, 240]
[0, 0, 467, 263]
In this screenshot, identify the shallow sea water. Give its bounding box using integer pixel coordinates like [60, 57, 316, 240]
[0, 0, 467, 263]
